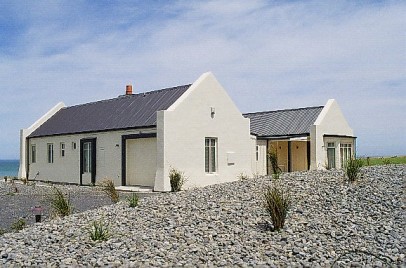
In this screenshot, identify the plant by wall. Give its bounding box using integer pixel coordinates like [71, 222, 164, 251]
[50, 187, 73, 217]
[100, 179, 120, 203]
[169, 167, 187, 192]
[88, 220, 109, 241]
[263, 183, 292, 231]
[345, 157, 363, 182]
[127, 193, 139, 208]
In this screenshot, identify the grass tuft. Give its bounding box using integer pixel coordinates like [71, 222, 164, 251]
[345, 157, 363, 182]
[127, 193, 139, 208]
[11, 218, 26, 232]
[100, 179, 120, 203]
[89, 220, 109, 241]
[169, 167, 187, 192]
[50, 187, 73, 217]
[263, 183, 292, 231]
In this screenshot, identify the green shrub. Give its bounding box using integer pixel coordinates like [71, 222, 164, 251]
[268, 150, 282, 178]
[50, 187, 73, 217]
[89, 220, 109, 241]
[11, 218, 26, 232]
[100, 179, 119, 203]
[169, 167, 187, 192]
[263, 184, 292, 231]
[382, 159, 391, 165]
[0, 228, 6, 235]
[128, 193, 139, 208]
[345, 157, 363, 182]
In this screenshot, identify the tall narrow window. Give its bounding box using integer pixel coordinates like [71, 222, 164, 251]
[60, 142, 65, 157]
[326, 142, 335, 169]
[83, 142, 92, 173]
[340, 143, 352, 168]
[256, 145, 259, 161]
[205, 138, 217, 173]
[47, 143, 54, 163]
[31, 144, 36, 163]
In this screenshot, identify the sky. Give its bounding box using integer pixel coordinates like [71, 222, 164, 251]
[0, 0, 405, 159]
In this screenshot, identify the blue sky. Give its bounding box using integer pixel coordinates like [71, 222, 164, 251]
[0, 0, 405, 159]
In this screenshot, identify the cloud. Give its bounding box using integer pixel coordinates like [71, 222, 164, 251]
[0, 0, 405, 158]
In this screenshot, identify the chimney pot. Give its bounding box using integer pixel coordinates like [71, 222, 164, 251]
[126, 85, 133, 95]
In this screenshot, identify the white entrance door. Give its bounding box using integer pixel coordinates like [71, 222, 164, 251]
[126, 138, 157, 187]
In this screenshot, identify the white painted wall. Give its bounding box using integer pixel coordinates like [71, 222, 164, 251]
[18, 102, 65, 178]
[154, 72, 252, 191]
[251, 138, 267, 176]
[310, 99, 354, 170]
[27, 128, 155, 186]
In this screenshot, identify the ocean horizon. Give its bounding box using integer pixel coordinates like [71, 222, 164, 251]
[0, 160, 19, 177]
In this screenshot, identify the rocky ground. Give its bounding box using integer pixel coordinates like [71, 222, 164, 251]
[0, 165, 405, 267]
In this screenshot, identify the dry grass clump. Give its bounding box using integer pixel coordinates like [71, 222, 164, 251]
[100, 179, 120, 203]
[263, 183, 292, 231]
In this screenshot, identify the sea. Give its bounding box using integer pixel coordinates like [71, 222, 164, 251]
[0, 160, 19, 177]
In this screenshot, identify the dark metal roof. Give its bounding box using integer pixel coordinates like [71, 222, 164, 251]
[243, 106, 324, 137]
[29, 85, 191, 138]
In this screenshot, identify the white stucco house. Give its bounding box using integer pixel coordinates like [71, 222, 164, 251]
[245, 99, 356, 175]
[18, 72, 355, 190]
[18, 72, 252, 191]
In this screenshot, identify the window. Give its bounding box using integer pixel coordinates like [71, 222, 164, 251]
[340, 143, 352, 168]
[256, 145, 259, 161]
[31, 144, 36, 163]
[60, 143, 65, 157]
[83, 142, 92, 173]
[326, 142, 335, 169]
[205, 138, 217, 173]
[72, 142, 76, 150]
[47, 143, 54, 163]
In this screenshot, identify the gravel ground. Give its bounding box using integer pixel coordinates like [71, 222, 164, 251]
[0, 181, 156, 231]
[0, 165, 405, 267]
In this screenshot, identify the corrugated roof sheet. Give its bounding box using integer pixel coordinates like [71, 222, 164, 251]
[243, 106, 324, 137]
[29, 85, 191, 138]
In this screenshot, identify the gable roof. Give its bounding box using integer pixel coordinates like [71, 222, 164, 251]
[29, 85, 191, 138]
[243, 106, 324, 138]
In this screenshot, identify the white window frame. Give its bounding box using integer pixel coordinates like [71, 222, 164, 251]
[47, 143, 54, 163]
[83, 141, 92, 173]
[60, 142, 65, 157]
[31, 144, 36, 163]
[205, 137, 217, 173]
[340, 143, 352, 168]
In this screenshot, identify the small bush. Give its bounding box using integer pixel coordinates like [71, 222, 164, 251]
[238, 172, 249, 181]
[263, 184, 292, 231]
[50, 187, 73, 217]
[11, 218, 26, 232]
[89, 220, 109, 241]
[382, 159, 391, 165]
[100, 179, 119, 203]
[128, 193, 139, 208]
[0, 228, 6, 235]
[345, 157, 363, 182]
[268, 150, 282, 175]
[169, 167, 187, 192]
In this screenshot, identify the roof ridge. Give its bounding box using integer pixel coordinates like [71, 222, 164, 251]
[64, 84, 192, 110]
[243, 105, 324, 116]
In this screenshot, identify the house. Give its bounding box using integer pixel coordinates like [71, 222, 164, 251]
[18, 72, 252, 191]
[245, 99, 356, 175]
[18, 72, 356, 190]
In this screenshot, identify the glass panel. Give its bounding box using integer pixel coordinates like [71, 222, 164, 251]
[83, 142, 92, 173]
[211, 146, 216, 172]
[205, 146, 209, 173]
[327, 148, 335, 169]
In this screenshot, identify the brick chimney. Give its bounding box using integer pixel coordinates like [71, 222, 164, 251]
[126, 84, 133, 95]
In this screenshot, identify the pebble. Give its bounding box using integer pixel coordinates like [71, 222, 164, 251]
[0, 165, 405, 266]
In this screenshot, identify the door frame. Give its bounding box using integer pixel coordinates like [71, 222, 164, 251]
[80, 138, 97, 185]
[121, 133, 157, 186]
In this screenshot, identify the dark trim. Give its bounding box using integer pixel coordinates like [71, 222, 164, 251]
[121, 132, 157, 186]
[80, 138, 97, 185]
[323, 134, 357, 139]
[307, 141, 311, 170]
[26, 137, 30, 179]
[266, 140, 269, 175]
[28, 125, 157, 139]
[257, 133, 310, 140]
[288, 141, 292, 172]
